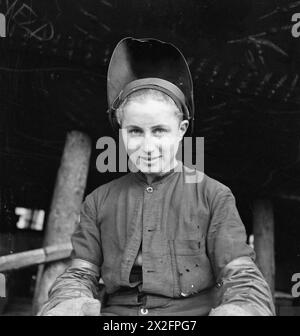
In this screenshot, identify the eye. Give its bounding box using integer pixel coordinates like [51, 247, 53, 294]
[128, 128, 142, 135]
[153, 127, 167, 135]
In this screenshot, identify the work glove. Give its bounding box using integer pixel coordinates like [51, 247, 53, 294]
[42, 297, 101, 316]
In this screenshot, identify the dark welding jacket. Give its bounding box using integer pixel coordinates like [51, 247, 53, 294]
[39, 162, 275, 316]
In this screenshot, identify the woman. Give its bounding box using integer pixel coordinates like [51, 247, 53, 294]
[39, 37, 275, 316]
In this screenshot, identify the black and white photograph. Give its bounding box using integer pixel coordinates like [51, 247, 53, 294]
[0, 0, 300, 320]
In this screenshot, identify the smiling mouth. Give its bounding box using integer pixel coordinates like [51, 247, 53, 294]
[140, 156, 162, 163]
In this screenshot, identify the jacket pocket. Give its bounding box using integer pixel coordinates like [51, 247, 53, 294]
[173, 239, 202, 256]
[174, 250, 215, 296]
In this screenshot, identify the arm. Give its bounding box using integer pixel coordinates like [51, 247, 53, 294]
[38, 193, 103, 316]
[207, 188, 275, 316]
[38, 259, 101, 316]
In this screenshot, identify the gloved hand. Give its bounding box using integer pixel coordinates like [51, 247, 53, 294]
[209, 304, 253, 316]
[43, 297, 101, 316]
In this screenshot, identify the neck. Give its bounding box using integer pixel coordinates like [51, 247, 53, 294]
[144, 160, 179, 185]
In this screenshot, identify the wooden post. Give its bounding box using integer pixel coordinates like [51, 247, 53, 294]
[253, 199, 275, 297]
[32, 131, 91, 315]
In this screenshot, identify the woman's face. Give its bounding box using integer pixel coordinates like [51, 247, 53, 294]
[121, 97, 189, 175]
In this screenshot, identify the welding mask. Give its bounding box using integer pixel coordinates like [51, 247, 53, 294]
[106, 37, 194, 134]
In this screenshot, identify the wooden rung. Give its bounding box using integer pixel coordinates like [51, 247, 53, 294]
[0, 273, 5, 298]
[275, 291, 294, 299]
[0, 243, 73, 272]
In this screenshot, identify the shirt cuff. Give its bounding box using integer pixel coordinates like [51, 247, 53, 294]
[70, 258, 100, 276]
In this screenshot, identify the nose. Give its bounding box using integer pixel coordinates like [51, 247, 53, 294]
[141, 134, 156, 155]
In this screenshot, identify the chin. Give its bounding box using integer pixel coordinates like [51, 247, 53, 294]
[139, 166, 161, 174]
[138, 162, 162, 174]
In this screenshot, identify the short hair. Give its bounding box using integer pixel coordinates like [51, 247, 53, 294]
[115, 88, 184, 125]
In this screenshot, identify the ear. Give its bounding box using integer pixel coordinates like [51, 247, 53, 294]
[178, 120, 189, 140]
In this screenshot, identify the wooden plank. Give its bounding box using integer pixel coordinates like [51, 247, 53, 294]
[0, 273, 5, 297]
[43, 243, 73, 263]
[253, 199, 275, 297]
[0, 243, 72, 272]
[274, 194, 300, 202]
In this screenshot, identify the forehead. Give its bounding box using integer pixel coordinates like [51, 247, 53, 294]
[122, 99, 178, 126]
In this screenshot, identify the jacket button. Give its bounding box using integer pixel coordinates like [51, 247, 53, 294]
[140, 308, 149, 315]
[146, 186, 153, 193]
[216, 280, 223, 288]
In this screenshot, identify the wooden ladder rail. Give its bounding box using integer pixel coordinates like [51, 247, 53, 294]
[0, 243, 73, 273]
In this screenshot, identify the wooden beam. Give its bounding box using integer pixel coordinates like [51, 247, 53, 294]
[274, 194, 300, 202]
[253, 199, 275, 297]
[32, 131, 91, 315]
[0, 243, 72, 272]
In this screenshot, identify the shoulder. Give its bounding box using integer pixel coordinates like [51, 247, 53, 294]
[182, 164, 230, 193]
[202, 174, 231, 196]
[84, 173, 133, 206]
[182, 164, 233, 207]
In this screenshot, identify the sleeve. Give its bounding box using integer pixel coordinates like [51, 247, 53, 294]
[38, 192, 104, 315]
[38, 259, 100, 315]
[71, 192, 103, 267]
[207, 188, 275, 316]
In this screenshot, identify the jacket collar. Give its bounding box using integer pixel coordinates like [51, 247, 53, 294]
[133, 160, 183, 186]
